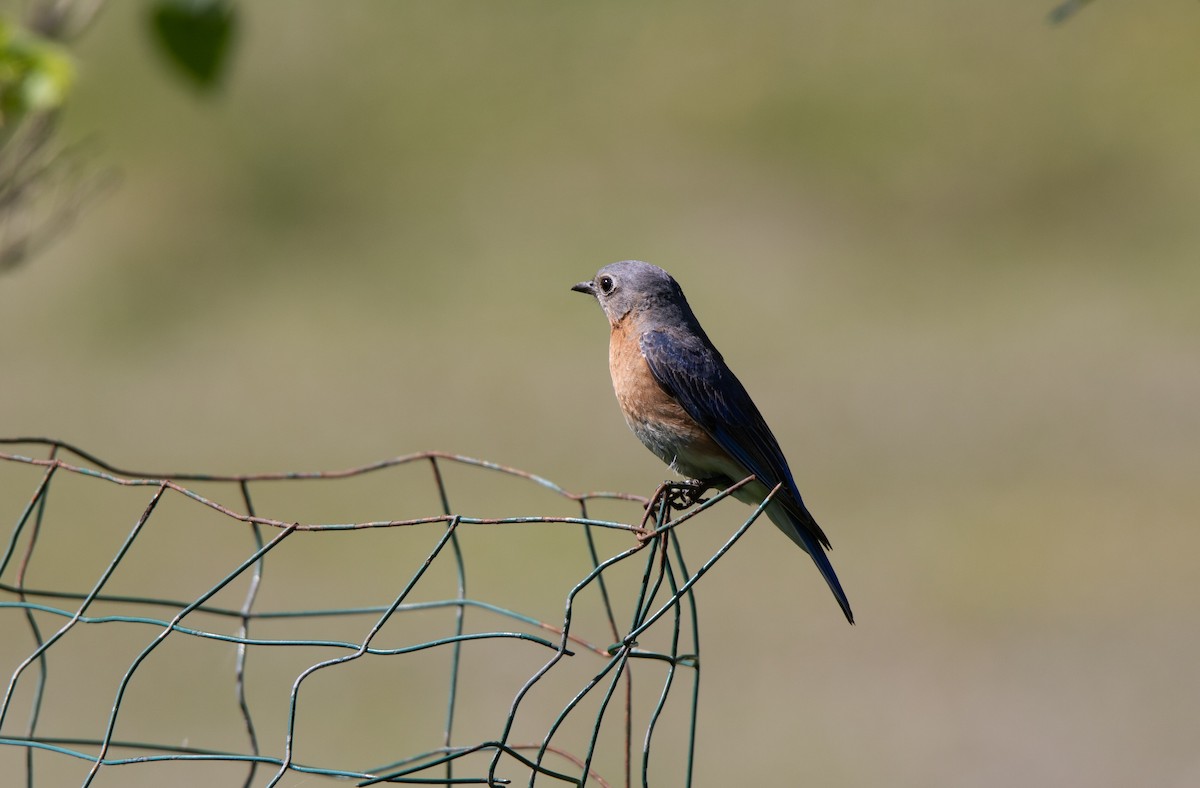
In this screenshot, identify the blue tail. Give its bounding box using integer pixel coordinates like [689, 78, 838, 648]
[769, 505, 854, 624]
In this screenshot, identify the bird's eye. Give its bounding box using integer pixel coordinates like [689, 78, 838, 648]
[598, 276, 614, 294]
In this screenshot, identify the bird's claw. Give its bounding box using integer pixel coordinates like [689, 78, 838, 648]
[664, 478, 715, 510]
[637, 478, 722, 545]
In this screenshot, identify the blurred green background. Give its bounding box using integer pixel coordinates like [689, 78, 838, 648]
[3, 1, 1200, 785]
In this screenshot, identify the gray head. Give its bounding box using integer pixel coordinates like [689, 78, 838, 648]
[571, 260, 693, 327]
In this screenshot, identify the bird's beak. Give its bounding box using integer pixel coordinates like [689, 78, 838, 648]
[571, 281, 596, 296]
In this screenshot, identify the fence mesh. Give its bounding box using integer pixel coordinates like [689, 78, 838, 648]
[0, 437, 774, 787]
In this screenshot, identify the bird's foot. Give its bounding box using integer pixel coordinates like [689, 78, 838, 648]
[664, 477, 722, 510]
[637, 477, 726, 543]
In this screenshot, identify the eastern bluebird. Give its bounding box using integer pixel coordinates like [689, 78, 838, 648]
[572, 260, 853, 624]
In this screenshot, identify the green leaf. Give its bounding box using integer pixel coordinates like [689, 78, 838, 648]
[0, 18, 75, 123]
[1047, 0, 1095, 25]
[147, 0, 236, 91]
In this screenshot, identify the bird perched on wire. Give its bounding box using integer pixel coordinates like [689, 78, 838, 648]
[572, 260, 853, 624]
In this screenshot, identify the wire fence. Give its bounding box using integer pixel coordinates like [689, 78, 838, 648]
[0, 438, 776, 787]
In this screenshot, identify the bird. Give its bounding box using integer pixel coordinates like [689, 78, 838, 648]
[572, 260, 853, 624]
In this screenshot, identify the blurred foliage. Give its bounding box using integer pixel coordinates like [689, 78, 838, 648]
[0, 0, 236, 271]
[147, 0, 236, 90]
[1049, 0, 1096, 24]
[0, 19, 74, 121]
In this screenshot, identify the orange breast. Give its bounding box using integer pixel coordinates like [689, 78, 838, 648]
[607, 317, 726, 476]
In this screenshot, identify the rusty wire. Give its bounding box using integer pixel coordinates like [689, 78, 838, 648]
[0, 437, 773, 787]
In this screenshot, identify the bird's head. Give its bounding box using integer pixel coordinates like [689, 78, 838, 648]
[572, 260, 685, 327]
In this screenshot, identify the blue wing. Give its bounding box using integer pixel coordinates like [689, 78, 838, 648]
[639, 328, 829, 545]
[641, 327, 854, 623]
